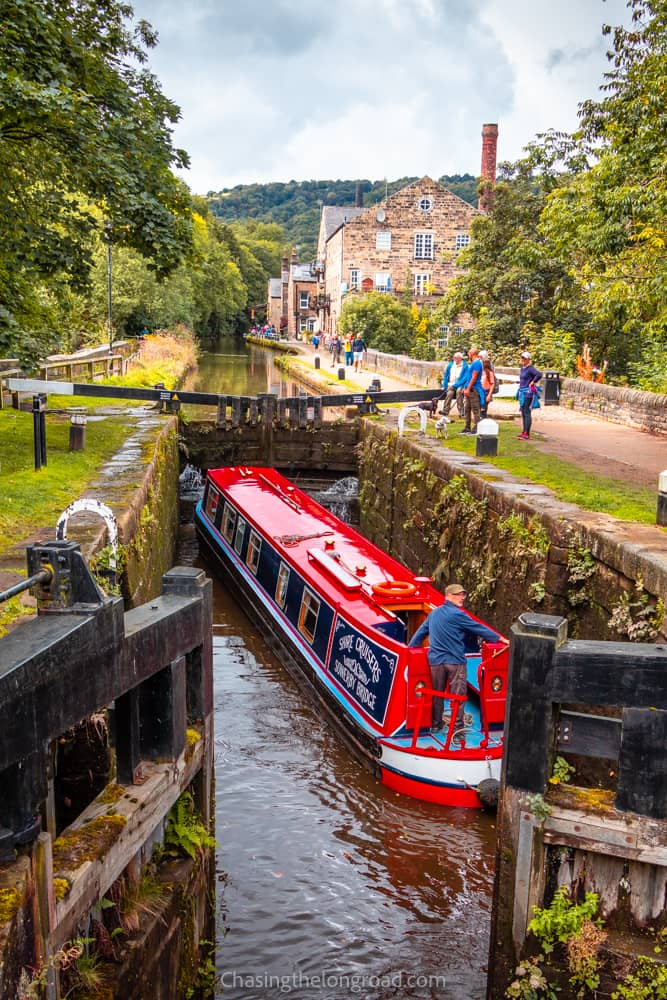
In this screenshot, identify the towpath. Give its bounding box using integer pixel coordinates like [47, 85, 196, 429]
[286, 341, 666, 490]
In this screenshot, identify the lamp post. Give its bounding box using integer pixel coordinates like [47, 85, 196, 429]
[105, 222, 113, 355]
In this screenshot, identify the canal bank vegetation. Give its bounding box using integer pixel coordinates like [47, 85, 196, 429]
[425, 422, 657, 525]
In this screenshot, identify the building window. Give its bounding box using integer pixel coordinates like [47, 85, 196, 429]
[306, 317, 316, 332]
[276, 562, 290, 608]
[234, 517, 246, 554]
[374, 272, 391, 292]
[437, 325, 450, 349]
[246, 530, 262, 574]
[299, 318, 308, 332]
[414, 273, 430, 296]
[205, 486, 219, 521]
[376, 231, 391, 251]
[453, 326, 463, 335]
[298, 589, 320, 643]
[418, 197, 433, 213]
[349, 268, 361, 290]
[299, 291, 309, 309]
[414, 233, 434, 259]
[222, 502, 236, 543]
[455, 233, 471, 250]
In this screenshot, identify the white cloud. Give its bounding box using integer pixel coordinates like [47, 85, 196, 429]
[131, 0, 633, 194]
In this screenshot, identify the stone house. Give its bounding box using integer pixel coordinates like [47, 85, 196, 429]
[266, 277, 282, 330]
[315, 176, 481, 338]
[284, 249, 318, 339]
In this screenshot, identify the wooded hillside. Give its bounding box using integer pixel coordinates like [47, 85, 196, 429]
[207, 175, 477, 259]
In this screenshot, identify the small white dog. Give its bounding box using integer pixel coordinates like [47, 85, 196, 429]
[434, 414, 450, 436]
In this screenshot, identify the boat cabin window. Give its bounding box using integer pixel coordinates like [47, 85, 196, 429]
[222, 502, 236, 542]
[246, 530, 262, 574]
[298, 589, 320, 644]
[276, 562, 290, 608]
[234, 517, 246, 554]
[205, 486, 219, 521]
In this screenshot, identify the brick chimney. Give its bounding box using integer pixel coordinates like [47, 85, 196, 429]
[478, 123, 499, 212]
[355, 182, 364, 208]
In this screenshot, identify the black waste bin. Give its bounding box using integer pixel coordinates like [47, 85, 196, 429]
[543, 371, 560, 405]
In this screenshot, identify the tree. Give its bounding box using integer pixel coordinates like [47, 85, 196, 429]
[0, 0, 194, 358]
[527, 0, 667, 384]
[436, 161, 587, 355]
[338, 293, 414, 354]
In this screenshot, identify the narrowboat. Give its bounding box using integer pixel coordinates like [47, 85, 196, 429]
[195, 466, 509, 809]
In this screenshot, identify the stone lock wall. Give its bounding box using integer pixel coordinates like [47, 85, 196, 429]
[358, 423, 666, 643]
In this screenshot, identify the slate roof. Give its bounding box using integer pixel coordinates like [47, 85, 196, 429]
[320, 206, 365, 242]
[291, 264, 316, 282]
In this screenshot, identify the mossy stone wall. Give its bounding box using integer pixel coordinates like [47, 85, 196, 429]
[358, 423, 666, 642]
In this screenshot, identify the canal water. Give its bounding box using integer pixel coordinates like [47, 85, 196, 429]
[182, 337, 496, 999]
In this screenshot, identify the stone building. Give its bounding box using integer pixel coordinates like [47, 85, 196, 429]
[285, 248, 318, 339]
[266, 277, 282, 330]
[314, 176, 480, 337]
[314, 123, 499, 339]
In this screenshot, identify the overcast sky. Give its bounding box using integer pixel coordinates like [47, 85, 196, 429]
[131, 0, 632, 195]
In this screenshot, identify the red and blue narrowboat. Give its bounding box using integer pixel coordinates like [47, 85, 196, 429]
[195, 466, 509, 809]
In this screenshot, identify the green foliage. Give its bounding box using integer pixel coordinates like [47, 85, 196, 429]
[506, 955, 559, 1000]
[435, 161, 587, 352]
[529, 886, 605, 995]
[0, 0, 195, 359]
[612, 957, 667, 999]
[338, 292, 414, 353]
[165, 792, 216, 860]
[549, 756, 575, 786]
[525, 793, 553, 823]
[608, 581, 664, 641]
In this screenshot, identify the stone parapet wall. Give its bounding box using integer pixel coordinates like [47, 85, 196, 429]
[560, 377, 667, 435]
[364, 349, 443, 388]
[357, 423, 666, 642]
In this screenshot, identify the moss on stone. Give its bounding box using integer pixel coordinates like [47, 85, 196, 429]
[0, 887, 21, 926]
[52, 815, 127, 871]
[53, 877, 71, 902]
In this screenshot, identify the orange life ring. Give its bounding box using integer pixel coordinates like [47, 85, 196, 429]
[371, 579, 417, 599]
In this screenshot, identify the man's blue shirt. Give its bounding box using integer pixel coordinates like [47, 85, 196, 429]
[408, 601, 500, 665]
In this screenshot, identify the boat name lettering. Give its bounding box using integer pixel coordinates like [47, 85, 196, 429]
[342, 655, 369, 685]
[353, 637, 381, 682]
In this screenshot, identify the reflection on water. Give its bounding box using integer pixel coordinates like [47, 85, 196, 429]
[209, 580, 495, 1000]
[187, 335, 304, 399]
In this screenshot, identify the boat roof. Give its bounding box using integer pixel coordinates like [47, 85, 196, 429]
[206, 466, 444, 629]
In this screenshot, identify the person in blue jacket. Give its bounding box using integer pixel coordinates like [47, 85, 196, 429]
[408, 583, 506, 733]
[516, 351, 543, 439]
[460, 347, 485, 434]
[432, 351, 468, 417]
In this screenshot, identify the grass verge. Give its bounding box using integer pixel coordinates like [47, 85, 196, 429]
[428, 421, 657, 524]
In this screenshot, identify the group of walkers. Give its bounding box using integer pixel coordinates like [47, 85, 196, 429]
[311, 331, 367, 373]
[249, 323, 279, 340]
[433, 347, 543, 439]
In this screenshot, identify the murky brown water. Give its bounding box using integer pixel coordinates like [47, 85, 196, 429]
[206, 578, 496, 1000]
[181, 338, 497, 999]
